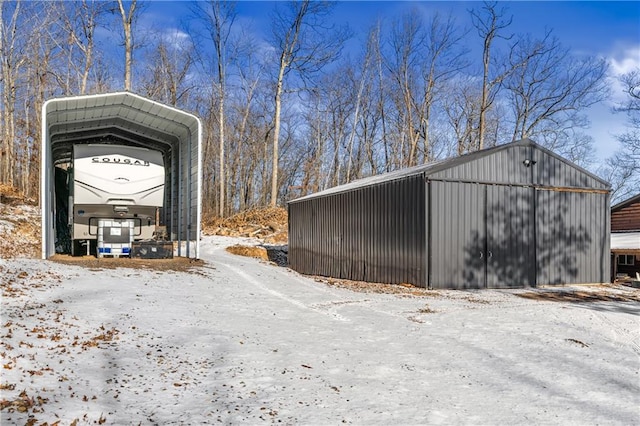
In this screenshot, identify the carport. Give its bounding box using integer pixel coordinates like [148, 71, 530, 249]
[41, 92, 202, 259]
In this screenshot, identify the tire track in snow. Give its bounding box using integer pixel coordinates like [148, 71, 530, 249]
[216, 262, 349, 322]
[591, 309, 640, 355]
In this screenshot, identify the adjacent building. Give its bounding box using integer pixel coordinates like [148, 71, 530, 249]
[610, 193, 640, 281]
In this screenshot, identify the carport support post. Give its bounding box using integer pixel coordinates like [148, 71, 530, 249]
[186, 129, 192, 258]
[196, 120, 202, 259]
[170, 149, 176, 242]
[40, 111, 53, 259]
[426, 178, 432, 289]
[177, 140, 182, 257]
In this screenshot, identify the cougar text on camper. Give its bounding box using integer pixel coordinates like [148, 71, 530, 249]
[91, 157, 150, 166]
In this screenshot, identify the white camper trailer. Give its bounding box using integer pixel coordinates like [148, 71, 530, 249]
[71, 144, 165, 257]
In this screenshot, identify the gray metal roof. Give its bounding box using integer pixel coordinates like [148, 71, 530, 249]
[289, 138, 610, 203]
[44, 92, 198, 164]
[41, 92, 202, 258]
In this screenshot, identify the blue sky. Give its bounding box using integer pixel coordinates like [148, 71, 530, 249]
[143, 0, 640, 162]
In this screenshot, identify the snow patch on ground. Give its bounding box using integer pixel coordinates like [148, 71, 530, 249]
[0, 219, 15, 234]
[1, 236, 639, 425]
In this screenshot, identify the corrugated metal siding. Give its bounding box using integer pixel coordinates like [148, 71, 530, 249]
[430, 145, 533, 185]
[428, 143, 608, 191]
[430, 182, 536, 289]
[536, 190, 610, 285]
[533, 148, 608, 190]
[288, 175, 426, 286]
[430, 181, 486, 289]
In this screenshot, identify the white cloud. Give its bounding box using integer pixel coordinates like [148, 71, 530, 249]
[608, 45, 640, 103]
[610, 45, 640, 76]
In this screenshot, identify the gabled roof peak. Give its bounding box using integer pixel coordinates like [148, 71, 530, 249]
[290, 138, 609, 203]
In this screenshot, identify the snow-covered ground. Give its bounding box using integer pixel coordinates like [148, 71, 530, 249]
[1, 236, 639, 425]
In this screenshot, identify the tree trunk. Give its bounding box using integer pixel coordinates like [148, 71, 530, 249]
[117, 0, 136, 91]
[271, 64, 285, 207]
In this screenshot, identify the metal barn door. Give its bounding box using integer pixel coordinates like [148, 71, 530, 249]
[430, 182, 535, 289]
[535, 189, 609, 285]
[486, 185, 535, 288]
[430, 181, 486, 289]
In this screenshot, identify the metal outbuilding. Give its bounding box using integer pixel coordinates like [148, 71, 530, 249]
[288, 139, 611, 289]
[41, 92, 202, 259]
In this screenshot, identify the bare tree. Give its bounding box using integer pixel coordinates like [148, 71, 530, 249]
[442, 77, 481, 155]
[116, 0, 138, 91]
[231, 48, 269, 211]
[142, 33, 194, 106]
[605, 68, 640, 202]
[61, 0, 108, 94]
[1, 1, 60, 195]
[599, 151, 637, 204]
[23, 5, 61, 197]
[345, 52, 371, 183]
[268, 0, 348, 206]
[358, 23, 386, 178]
[417, 13, 468, 162]
[196, 0, 236, 217]
[384, 10, 467, 167]
[385, 11, 423, 167]
[504, 32, 609, 146]
[614, 69, 640, 159]
[470, 1, 512, 150]
[1, 0, 26, 187]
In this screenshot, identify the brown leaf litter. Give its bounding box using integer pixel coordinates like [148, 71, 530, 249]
[516, 288, 640, 303]
[202, 207, 288, 243]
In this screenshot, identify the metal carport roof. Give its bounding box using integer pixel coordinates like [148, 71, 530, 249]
[41, 92, 202, 259]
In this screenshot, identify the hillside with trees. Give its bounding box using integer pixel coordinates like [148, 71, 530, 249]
[1, 0, 637, 217]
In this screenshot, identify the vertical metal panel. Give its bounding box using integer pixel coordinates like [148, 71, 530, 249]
[430, 182, 537, 289]
[430, 181, 486, 289]
[533, 147, 607, 189]
[486, 185, 535, 288]
[536, 190, 610, 285]
[429, 143, 609, 190]
[431, 145, 532, 185]
[288, 175, 426, 287]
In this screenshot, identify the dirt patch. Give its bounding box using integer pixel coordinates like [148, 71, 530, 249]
[1, 184, 40, 259]
[226, 245, 269, 261]
[516, 289, 640, 303]
[48, 254, 205, 272]
[315, 277, 442, 297]
[203, 207, 288, 243]
[0, 184, 37, 207]
[225, 244, 288, 267]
